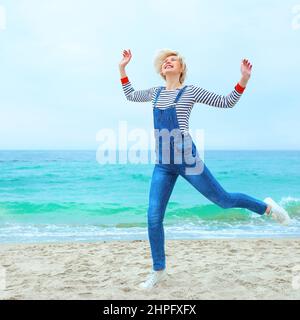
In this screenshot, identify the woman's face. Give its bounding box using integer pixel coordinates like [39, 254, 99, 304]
[161, 55, 183, 77]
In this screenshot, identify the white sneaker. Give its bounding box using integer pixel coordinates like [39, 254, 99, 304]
[139, 269, 167, 290]
[264, 197, 291, 225]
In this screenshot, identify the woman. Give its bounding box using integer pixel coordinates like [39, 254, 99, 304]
[119, 48, 291, 290]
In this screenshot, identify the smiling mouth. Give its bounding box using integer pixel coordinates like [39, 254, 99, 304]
[165, 65, 173, 69]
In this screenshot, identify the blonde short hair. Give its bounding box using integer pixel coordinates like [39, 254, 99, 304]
[153, 49, 187, 84]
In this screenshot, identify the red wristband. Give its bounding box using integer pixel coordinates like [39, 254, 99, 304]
[121, 76, 129, 85]
[235, 83, 246, 94]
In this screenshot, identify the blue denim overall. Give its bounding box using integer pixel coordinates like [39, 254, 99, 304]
[153, 85, 202, 171]
[147, 85, 268, 271]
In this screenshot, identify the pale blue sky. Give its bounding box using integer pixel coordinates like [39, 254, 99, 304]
[0, 0, 299, 150]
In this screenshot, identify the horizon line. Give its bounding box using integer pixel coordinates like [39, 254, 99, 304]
[1, 149, 300, 152]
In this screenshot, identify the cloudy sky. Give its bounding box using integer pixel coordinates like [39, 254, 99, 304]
[0, 0, 299, 150]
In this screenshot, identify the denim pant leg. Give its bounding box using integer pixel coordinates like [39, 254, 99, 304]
[179, 162, 268, 215]
[147, 164, 179, 271]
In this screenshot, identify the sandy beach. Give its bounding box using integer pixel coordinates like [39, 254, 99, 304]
[0, 238, 300, 300]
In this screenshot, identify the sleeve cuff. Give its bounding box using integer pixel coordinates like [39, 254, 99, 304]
[235, 83, 246, 94]
[121, 76, 129, 85]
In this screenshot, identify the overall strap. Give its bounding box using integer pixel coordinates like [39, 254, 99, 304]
[153, 86, 164, 108]
[173, 85, 188, 104]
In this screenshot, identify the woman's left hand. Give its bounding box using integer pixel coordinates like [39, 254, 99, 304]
[241, 59, 252, 80]
[239, 59, 252, 87]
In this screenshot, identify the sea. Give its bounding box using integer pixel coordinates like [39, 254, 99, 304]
[0, 150, 299, 243]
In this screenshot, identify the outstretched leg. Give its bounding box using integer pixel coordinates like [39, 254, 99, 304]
[147, 164, 179, 271]
[179, 161, 268, 215]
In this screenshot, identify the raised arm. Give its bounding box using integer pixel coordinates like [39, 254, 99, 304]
[121, 77, 156, 102]
[191, 59, 252, 108]
[119, 49, 156, 102]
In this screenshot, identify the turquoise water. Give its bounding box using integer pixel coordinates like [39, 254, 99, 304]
[0, 150, 299, 243]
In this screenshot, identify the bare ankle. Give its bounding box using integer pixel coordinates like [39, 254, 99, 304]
[265, 205, 272, 215]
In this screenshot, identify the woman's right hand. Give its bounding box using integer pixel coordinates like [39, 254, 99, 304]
[119, 49, 132, 69]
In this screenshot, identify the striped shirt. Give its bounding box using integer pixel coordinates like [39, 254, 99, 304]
[121, 77, 245, 134]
